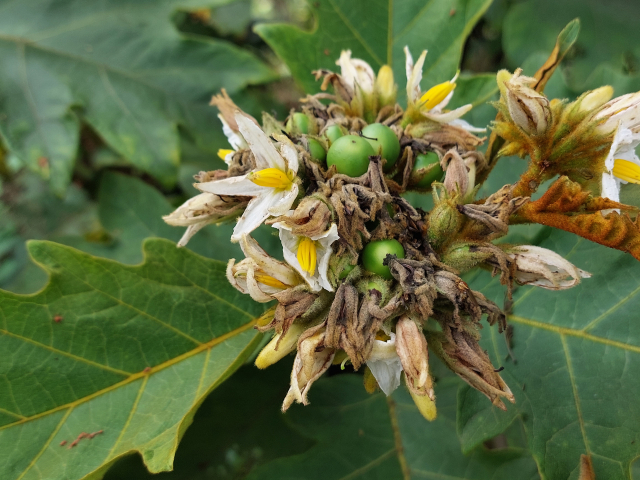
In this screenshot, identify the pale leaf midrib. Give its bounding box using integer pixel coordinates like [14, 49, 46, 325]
[0, 319, 257, 432]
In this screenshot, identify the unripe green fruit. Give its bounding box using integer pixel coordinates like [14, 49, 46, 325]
[327, 135, 375, 177]
[307, 138, 326, 163]
[361, 123, 401, 172]
[286, 113, 310, 134]
[412, 152, 444, 187]
[362, 239, 405, 280]
[338, 263, 355, 279]
[324, 125, 344, 145]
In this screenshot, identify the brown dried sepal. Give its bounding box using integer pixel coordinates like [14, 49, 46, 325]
[428, 327, 515, 410]
[459, 184, 529, 240]
[267, 196, 332, 238]
[210, 89, 258, 132]
[259, 286, 318, 336]
[325, 283, 398, 370]
[386, 256, 438, 320]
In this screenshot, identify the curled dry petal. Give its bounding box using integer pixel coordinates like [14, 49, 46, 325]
[395, 316, 434, 399]
[502, 68, 551, 135]
[282, 327, 335, 411]
[505, 245, 591, 290]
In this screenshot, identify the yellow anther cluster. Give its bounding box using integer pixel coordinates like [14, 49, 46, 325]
[613, 159, 640, 184]
[249, 168, 293, 189]
[296, 237, 317, 275]
[419, 81, 456, 111]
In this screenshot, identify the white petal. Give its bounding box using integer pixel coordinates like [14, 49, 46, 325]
[239, 234, 300, 286]
[367, 357, 403, 396]
[235, 112, 286, 171]
[422, 104, 473, 124]
[231, 192, 274, 242]
[405, 47, 427, 103]
[177, 223, 206, 247]
[448, 118, 487, 132]
[602, 172, 621, 202]
[279, 142, 299, 174]
[246, 265, 277, 303]
[198, 175, 267, 197]
[218, 114, 247, 150]
[351, 58, 376, 94]
[163, 192, 222, 227]
[337, 50, 357, 89]
[266, 185, 298, 217]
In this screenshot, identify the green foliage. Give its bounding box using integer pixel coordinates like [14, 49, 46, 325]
[0, 0, 274, 195]
[503, 0, 640, 95]
[256, 0, 492, 94]
[460, 229, 640, 479]
[0, 239, 266, 479]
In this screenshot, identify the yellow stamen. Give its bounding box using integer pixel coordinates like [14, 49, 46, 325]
[218, 148, 234, 160]
[254, 273, 288, 289]
[297, 237, 317, 275]
[375, 331, 391, 342]
[249, 168, 293, 189]
[419, 81, 456, 110]
[613, 159, 640, 184]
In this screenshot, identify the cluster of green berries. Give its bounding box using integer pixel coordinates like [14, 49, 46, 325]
[285, 113, 448, 280]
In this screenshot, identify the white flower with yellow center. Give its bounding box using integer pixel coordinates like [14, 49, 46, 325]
[227, 234, 301, 303]
[366, 332, 403, 396]
[595, 91, 640, 201]
[404, 46, 483, 132]
[272, 220, 339, 292]
[199, 112, 300, 242]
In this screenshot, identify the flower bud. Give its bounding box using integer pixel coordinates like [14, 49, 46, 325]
[255, 322, 307, 369]
[503, 69, 551, 135]
[503, 245, 591, 290]
[578, 86, 614, 113]
[408, 382, 437, 421]
[442, 150, 470, 196]
[427, 195, 463, 249]
[396, 316, 434, 399]
[441, 242, 494, 273]
[375, 65, 397, 107]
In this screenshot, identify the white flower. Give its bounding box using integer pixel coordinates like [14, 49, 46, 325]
[506, 245, 591, 290]
[163, 192, 237, 247]
[272, 221, 339, 292]
[337, 50, 376, 96]
[227, 234, 301, 303]
[404, 46, 482, 131]
[596, 92, 640, 201]
[198, 112, 300, 242]
[366, 332, 403, 396]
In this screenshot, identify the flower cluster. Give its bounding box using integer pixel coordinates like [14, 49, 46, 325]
[164, 47, 639, 419]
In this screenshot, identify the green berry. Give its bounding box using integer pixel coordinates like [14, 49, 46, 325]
[327, 135, 375, 177]
[362, 239, 405, 280]
[287, 113, 310, 134]
[338, 263, 355, 279]
[361, 123, 401, 172]
[324, 125, 344, 145]
[413, 152, 444, 187]
[307, 138, 326, 163]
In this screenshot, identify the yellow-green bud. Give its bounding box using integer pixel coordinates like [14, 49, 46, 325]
[579, 86, 614, 113]
[409, 383, 437, 421]
[441, 242, 493, 273]
[375, 65, 397, 107]
[255, 322, 306, 369]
